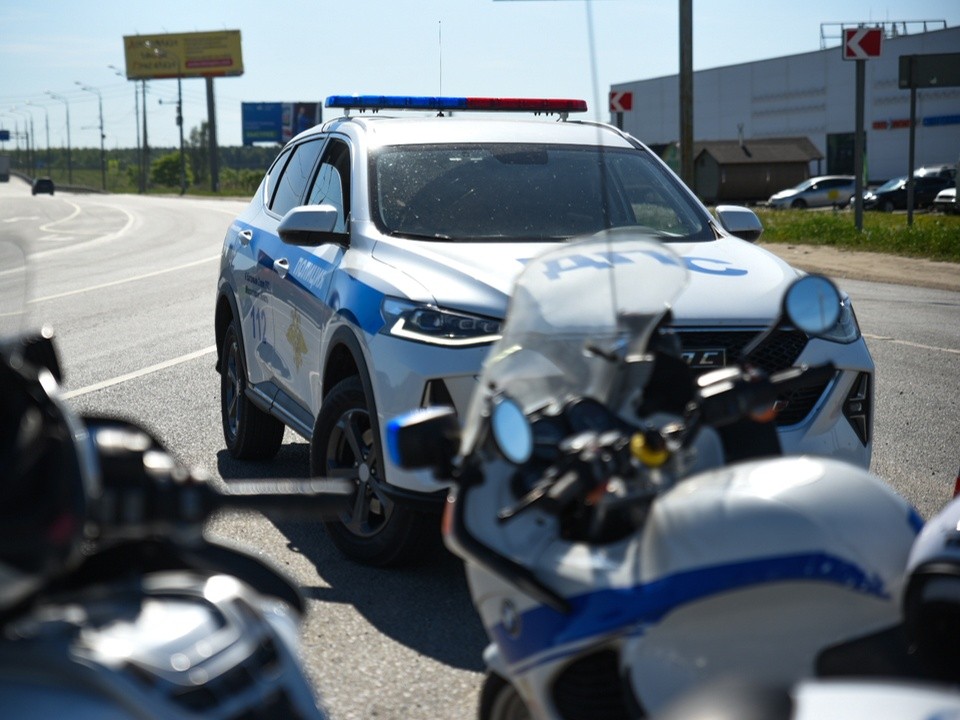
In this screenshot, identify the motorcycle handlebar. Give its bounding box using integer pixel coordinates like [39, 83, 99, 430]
[217, 479, 354, 518]
[697, 362, 836, 428]
[86, 417, 354, 538]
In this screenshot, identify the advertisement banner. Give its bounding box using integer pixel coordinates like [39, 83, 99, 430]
[242, 102, 322, 145]
[123, 30, 243, 80]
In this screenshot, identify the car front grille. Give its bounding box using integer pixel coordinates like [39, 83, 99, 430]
[673, 327, 828, 427]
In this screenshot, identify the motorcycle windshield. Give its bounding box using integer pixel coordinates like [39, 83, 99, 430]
[461, 230, 689, 454]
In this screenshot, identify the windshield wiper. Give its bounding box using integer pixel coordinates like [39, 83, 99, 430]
[390, 230, 454, 241]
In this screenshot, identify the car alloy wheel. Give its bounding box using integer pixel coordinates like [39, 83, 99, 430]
[311, 376, 439, 566]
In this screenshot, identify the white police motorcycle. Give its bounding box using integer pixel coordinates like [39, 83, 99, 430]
[387, 231, 956, 719]
[0, 240, 352, 718]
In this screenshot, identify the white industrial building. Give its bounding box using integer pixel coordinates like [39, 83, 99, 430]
[610, 23, 959, 195]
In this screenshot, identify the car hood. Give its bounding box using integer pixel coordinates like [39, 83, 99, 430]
[769, 188, 800, 200]
[371, 233, 799, 325]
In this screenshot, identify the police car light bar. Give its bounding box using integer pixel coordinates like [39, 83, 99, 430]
[325, 95, 588, 114]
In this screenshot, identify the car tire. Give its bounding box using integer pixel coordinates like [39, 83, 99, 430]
[882, 200, 896, 212]
[220, 320, 285, 460]
[311, 376, 440, 567]
[791, 199, 807, 209]
[479, 673, 529, 720]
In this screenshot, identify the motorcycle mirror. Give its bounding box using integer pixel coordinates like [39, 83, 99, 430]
[491, 397, 533, 465]
[782, 275, 841, 337]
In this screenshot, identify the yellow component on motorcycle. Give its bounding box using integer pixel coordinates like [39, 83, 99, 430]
[630, 431, 670, 467]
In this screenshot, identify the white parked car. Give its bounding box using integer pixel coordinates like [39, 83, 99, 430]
[767, 175, 856, 209]
[214, 95, 875, 566]
[933, 186, 957, 214]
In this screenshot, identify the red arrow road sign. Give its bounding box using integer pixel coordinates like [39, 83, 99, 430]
[843, 28, 883, 60]
[609, 91, 633, 112]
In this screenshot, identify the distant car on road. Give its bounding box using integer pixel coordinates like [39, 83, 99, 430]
[932, 186, 957, 215]
[863, 175, 953, 211]
[31, 177, 55, 196]
[767, 175, 855, 209]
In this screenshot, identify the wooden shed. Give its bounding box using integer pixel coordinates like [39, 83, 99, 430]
[691, 137, 824, 204]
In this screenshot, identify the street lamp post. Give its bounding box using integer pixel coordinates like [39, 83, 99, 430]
[76, 82, 106, 191]
[26, 101, 50, 171]
[46, 91, 72, 184]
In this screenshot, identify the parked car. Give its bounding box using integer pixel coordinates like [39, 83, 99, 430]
[767, 175, 855, 209]
[214, 94, 875, 567]
[863, 175, 954, 211]
[933, 186, 957, 214]
[31, 177, 54, 196]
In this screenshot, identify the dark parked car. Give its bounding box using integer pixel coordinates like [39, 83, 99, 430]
[914, 164, 957, 180]
[862, 175, 954, 211]
[31, 177, 55, 196]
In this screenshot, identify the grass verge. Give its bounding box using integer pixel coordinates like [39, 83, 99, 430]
[753, 208, 960, 264]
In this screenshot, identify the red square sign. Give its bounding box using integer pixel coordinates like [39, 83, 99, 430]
[843, 28, 883, 60]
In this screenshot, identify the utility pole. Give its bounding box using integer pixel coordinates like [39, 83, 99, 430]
[76, 82, 106, 191]
[142, 81, 149, 192]
[26, 101, 50, 171]
[46, 91, 72, 184]
[110, 64, 142, 193]
[679, 0, 694, 190]
[177, 70, 186, 194]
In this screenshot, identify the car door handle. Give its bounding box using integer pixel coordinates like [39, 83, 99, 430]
[273, 258, 289, 278]
[238, 229, 253, 246]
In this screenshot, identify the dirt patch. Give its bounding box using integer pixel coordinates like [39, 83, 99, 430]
[760, 243, 959, 292]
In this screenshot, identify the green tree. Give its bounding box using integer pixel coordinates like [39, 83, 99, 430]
[151, 151, 193, 189]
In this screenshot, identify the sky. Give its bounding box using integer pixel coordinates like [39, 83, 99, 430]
[1, 0, 958, 151]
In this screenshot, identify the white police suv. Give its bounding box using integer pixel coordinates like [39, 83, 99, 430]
[215, 95, 874, 566]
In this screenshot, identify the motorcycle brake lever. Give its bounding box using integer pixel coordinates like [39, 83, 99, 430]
[497, 481, 551, 523]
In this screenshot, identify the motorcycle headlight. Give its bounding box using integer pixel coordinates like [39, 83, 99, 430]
[381, 297, 502, 347]
[817, 294, 861, 344]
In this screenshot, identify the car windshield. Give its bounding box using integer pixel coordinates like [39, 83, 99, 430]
[370, 143, 712, 242]
[876, 177, 905, 192]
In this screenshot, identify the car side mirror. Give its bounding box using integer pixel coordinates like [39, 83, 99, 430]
[277, 204, 349, 247]
[714, 205, 763, 242]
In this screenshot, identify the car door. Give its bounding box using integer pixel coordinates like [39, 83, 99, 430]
[272, 136, 352, 419]
[229, 146, 293, 387]
[250, 137, 327, 400]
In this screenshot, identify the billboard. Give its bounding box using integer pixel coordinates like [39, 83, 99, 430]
[242, 102, 322, 145]
[123, 30, 243, 80]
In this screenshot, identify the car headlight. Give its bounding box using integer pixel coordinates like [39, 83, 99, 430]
[817, 294, 861, 344]
[380, 297, 502, 347]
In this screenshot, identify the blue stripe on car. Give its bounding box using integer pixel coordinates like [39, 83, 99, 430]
[256, 241, 388, 336]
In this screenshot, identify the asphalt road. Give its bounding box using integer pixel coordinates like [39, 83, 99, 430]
[2, 180, 958, 719]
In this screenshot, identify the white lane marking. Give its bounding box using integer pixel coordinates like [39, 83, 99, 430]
[38, 201, 83, 232]
[28, 255, 220, 303]
[29, 201, 138, 260]
[62, 345, 217, 399]
[863, 333, 960, 355]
